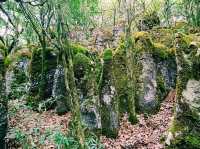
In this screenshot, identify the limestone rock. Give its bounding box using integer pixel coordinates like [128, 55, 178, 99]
[138, 53, 157, 112]
[52, 65, 70, 115]
[182, 80, 200, 120]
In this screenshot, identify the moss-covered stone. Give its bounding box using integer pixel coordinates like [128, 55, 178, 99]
[99, 49, 119, 138]
[167, 33, 200, 148]
[132, 31, 176, 113]
[71, 43, 89, 55]
[112, 47, 128, 115]
[28, 47, 58, 109]
[73, 48, 101, 130]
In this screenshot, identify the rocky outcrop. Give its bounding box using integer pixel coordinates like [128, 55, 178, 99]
[166, 33, 200, 148]
[133, 32, 176, 112]
[73, 51, 101, 129]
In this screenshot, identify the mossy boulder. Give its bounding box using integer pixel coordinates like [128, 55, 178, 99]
[5, 48, 31, 100]
[28, 47, 58, 110]
[73, 49, 101, 129]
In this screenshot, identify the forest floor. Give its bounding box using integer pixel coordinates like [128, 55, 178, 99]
[101, 90, 176, 149]
[6, 90, 175, 149]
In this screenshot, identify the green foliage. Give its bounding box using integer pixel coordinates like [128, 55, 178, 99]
[54, 132, 79, 149]
[71, 44, 89, 55]
[181, 0, 200, 26]
[66, 0, 99, 27]
[14, 129, 29, 149]
[185, 134, 200, 148]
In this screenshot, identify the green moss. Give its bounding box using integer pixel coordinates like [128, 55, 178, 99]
[133, 31, 149, 40]
[168, 130, 200, 149]
[153, 42, 169, 59]
[175, 21, 188, 29]
[113, 47, 128, 115]
[0, 49, 5, 57]
[0, 42, 7, 56]
[150, 28, 174, 48]
[134, 32, 154, 54]
[74, 53, 91, 70]
[169, 118, 186, 133]
[103, 48, 113, 61]
[73, 52, 92, 95]
[185, 134, 200, 147]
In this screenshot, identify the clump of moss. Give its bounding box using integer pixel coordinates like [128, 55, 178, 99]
[73, 52, 92, 82]
[134, 31, 175, 60]
[133, 31, 149, 40]
[103, 48, 113, 61]
[71, 43, 89, 55]
[134, 31, 154, 53]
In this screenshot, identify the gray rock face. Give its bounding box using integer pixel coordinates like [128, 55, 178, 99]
[138, 53, 176, 112]
[138, 53, 158, 111]
[182, 80, 200, 120]
[52, 65, 70, 115]
[157, 61, 176, 90]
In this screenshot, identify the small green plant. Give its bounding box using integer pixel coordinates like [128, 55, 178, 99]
[15, 129, 29, 149]
[53, 131, 105, 149]
[85, 134, 105, 149]
[53, 131, 79, 149]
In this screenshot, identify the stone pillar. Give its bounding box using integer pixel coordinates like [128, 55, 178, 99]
[99, 49, 119, 138]
[166, 33, 200, 148]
